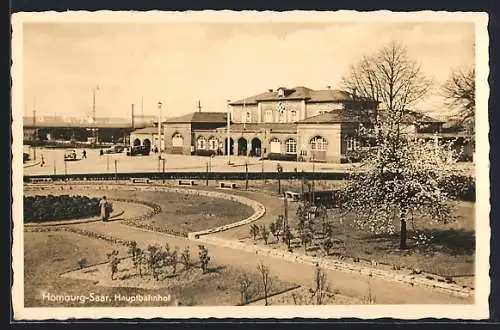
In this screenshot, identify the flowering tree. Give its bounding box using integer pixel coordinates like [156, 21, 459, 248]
[342, 136, 462, 249]
[341, 41, 463, 249]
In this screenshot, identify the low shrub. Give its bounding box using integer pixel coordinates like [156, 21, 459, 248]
[194, 149, 216, 157]
[267, 153, 297, 162]
[24, 195, 100, 222]
[440, 175, 475, 202]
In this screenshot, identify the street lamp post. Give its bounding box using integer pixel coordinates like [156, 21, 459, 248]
[226, 100, 231, 165]
[277, 163, 283, 195]
[157, 101, 163, 157]
[92, 85, 99, 144]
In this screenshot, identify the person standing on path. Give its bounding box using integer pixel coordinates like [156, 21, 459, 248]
[82, 150, 87, 159]
[99, 196, 109, 222]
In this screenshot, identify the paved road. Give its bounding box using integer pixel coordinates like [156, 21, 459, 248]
[23, 147, 357, 176]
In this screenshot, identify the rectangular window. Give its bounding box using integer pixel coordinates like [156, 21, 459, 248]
[346, 137, 357, 151]
[265, 110, 273, 123]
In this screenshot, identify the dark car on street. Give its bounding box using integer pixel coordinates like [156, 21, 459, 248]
[126, 145, 150, 156]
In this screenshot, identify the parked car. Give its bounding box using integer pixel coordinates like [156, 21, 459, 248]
[104, 145, 125, 154]
[64, 149, 78, 161]
[126, 145, 150, 156]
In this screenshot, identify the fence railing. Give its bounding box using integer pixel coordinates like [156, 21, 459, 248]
[23, 171, 350, 182]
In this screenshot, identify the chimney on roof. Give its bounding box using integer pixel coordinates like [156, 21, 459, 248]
[198, 100, 202, 113]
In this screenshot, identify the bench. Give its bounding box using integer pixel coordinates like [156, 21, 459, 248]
[219, 181, 237, 189]
[285, 191, 301, 201]
[178, 179, 196, 186]
[131, 177, 150, 184]
[30, 177, 53, 184]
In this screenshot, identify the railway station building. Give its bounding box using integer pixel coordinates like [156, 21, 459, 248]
[130, 86, 446, 163]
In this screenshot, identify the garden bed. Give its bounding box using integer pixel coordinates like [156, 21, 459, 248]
[24, 231, 297, 307]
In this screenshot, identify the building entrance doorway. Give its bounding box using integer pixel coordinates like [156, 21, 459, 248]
[238, 137, 247, 156]
[251, 138, 262, 157]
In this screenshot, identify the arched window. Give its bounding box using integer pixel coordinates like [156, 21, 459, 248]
[269, 138, 281, 153]
[285, 138, 297, 153]
[172, 133, 183, 147]
[265, 110, 273, 123]
[208, 137, 218, 150]
[197, 136, 206, 149]
[310, 136, 328, 150]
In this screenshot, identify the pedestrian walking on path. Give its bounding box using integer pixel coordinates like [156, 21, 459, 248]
[82, 150, 87, 159]
[99, 196, 110, 222]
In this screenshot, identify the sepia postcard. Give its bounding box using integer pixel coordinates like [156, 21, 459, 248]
[11, 10, 490, 320]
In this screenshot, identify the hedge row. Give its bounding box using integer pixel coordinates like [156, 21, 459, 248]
[24, 195, 100, 222]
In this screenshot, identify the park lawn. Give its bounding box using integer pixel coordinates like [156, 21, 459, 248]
[29, 189, 255, 235]
[267, 200, 475, 278]
[24, 231, 296, 307]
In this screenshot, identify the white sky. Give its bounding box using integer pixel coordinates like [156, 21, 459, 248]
[22, 21, 474, 119]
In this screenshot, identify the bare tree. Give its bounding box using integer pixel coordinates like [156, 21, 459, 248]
[257, 262, 272, 306]
[260, 224, 270, 245]
[442, 66, 475, 133]
[312, 263, 328, 305]
[342, 40, 432, 116]
[250, 224, 260, 241]
[238, 273, 255, 305]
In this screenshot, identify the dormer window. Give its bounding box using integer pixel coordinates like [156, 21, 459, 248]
[277, 87, 286, 97]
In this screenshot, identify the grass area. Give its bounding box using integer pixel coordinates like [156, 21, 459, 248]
[24, 231, 296, 307]
[27, 189, 255, 234]
[116, 190, 255, 234]
[250, 200, 475, 278]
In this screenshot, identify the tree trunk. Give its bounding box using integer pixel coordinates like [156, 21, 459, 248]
[400, 218, 407, 250]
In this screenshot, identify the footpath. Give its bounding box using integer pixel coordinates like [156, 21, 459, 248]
[69, 220, 469, 304]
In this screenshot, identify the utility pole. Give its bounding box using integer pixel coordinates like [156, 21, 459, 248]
[206, 162, 209, 186]
[92, 85, 99, 144]
[114, 159, 118, 181]
[198, 100, 202, 113]
[226, 100, 231, 165]
[64, 160, 67, 175]
[261, 158, 265, 186]
[53, 159, 56, 175]
[32, 107, 37, 161]
[312, 158, 316, 205]
[162, 158, 165, 184]
[245, 160, 249, 190]
[158, 101, 163, 155]
[131, 103, 135, 130]
[141, 96, 144, 122]
[284, 192, 289, 229]
[107, 155, 110, 172]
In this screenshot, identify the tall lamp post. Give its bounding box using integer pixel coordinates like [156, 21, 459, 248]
[157, 101, 163, 157]
[277, 163, 283, 195]
[92, 85, 99, 144]
[226, 99, 232, 165]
